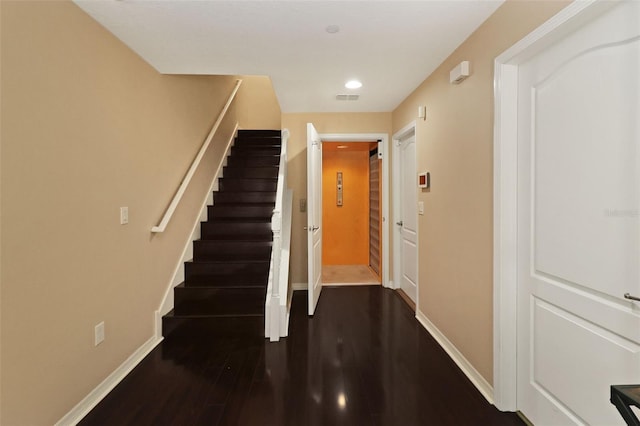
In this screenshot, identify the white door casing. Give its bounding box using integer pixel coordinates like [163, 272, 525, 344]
[307, 123, 323, 315]
[494, 1, 640, 422]
[393, 123, 418, 306]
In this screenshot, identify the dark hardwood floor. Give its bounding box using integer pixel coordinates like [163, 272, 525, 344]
[80, 286, 523, 426]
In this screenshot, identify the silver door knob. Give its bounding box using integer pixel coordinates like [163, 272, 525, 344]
[396, 221, 403, 226]
[312, 226, 319, 231]
[624, 293, 640, 302]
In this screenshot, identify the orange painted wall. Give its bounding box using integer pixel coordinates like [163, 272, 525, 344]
[322, 145, 370, 265]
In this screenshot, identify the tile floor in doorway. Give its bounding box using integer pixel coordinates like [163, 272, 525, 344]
[322, 264, 380, 285]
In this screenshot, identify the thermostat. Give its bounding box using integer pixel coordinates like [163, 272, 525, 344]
[418, 172, 430, 189]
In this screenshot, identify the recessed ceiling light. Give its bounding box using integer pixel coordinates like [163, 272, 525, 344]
[326, 25, 340, 34]
[337, 145, 349, 149]
[345, 80, 362, 89]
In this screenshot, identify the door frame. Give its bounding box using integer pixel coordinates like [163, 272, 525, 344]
[392, 121, 418, 308]
[493, 0, 616, 411]
[318, 132, 391, 288]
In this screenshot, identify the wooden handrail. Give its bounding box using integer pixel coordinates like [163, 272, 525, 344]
[151, 79, 242, 233]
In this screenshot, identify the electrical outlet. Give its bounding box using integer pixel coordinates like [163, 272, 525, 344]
[95, 322, 105, 346]
[120, 207, 128, 225]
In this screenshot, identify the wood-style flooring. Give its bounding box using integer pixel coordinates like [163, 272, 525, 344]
[80, 286, 523, 426]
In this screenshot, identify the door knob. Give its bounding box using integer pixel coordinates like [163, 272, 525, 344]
[312, 226, 319, 231]
[396, 221, 403, 226]
[624, 293, 640, 302]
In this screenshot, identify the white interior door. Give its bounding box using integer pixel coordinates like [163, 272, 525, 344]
[398, 135, 418, 303]
[307, 123, 323, 315]
[516, 2, 640, 424]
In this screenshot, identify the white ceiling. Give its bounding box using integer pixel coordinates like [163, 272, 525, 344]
[74, 0, 504, 113]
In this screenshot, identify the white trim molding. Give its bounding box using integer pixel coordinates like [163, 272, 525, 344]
[492, 0, 612, 412]
[55, 336, 162, 426]
[292, 282, 308, 291]
[416, 310, 494, 405]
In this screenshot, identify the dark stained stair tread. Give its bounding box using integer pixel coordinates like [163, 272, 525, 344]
[218, 178, 277, 192]
[226, 156, 280, 167]
[162, 310, 265, 339]
[237, 129, 281, 137]
[174, 285, 265, 316]
[207, 204, 274, 219]
[193, 240, 272, 262]
[213, 192, 277, 204]
[223, 166, 279, 178]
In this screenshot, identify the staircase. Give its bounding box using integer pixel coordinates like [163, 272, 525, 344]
[162, 129, 282, 340]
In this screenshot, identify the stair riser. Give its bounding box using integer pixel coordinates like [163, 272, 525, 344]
[223, 166, 279, 179]
[193, 241, 272, 261]
[214, 192, 276, 204]
[201, 222, 272, 239]
[227, 156, 280, 167]
[162, 315, 265, 339]
[219, 179, 277, 192]
[237, 129, 281, 138]
[233, 141, 281, 150]
[231, 146, 281, 156]
[208, 205, 274, 219]
[184, 275, 268, 287]
[174, 287, 265, 316]
[185, 261, 270, 279]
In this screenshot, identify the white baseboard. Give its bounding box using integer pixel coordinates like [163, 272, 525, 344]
[292, 282, 307, 291]
[415, 309, 494, 405]
[55, 336, 162, 426]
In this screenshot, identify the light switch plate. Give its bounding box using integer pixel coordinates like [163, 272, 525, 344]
[418, 201, 424, 215]
[95, 321, 105, 346]
[120, 207, 128, 225]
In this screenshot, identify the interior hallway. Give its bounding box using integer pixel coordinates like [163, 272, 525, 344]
[79, 287, 523, 426]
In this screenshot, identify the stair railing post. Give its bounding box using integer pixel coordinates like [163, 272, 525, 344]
[270, 211, 282, 341]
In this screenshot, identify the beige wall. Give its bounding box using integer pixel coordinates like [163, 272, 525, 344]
[0, 2, 280, 424]
[235, 75, 281, 130]
[392, 0, 570, 385]
[281, 113, 392, 284]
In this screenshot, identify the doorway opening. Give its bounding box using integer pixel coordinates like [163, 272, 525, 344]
[305, 126, 390, 314]
[321, 141, 381, 285]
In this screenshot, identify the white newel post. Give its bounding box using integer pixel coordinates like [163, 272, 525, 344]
[269, 211, 282, 341]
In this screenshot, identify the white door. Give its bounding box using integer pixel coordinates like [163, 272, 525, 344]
[517, 2, 640, 424]
[398, 135, 418, 303]
[307, 123, 323, 315]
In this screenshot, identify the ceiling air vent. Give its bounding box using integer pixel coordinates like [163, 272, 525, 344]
[336, 94, 360, 101]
